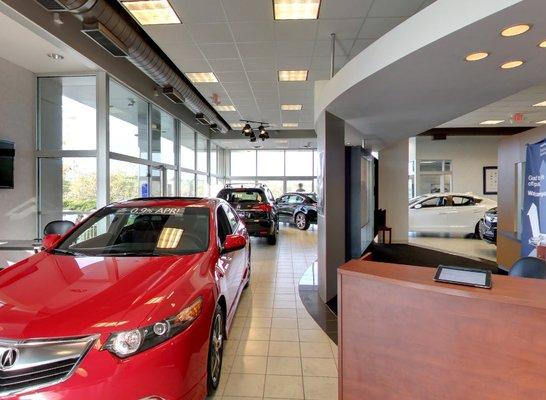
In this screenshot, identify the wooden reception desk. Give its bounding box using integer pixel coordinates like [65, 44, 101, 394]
[338, 260, 546, 400]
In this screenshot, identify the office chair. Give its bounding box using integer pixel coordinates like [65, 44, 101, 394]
[509, 257, 546, 279]
[43, 220, 75, 236]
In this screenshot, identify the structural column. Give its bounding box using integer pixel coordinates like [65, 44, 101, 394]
[316, 111, 346, 303]
[96, 71, 110, 207]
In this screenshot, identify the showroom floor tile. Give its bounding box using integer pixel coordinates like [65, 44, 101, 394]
[208, 225, 338, 400]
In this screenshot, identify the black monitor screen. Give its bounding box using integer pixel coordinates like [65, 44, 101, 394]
[0, 140, 15, 189]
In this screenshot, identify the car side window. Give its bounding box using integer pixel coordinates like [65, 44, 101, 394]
[266, 189, 275, 203]
[452, 196, 475, 206]
[278, 195, 287, 204]
[288, 195, 302, 204]
[217, 206, 232, 244]
[419, 197, 443, 208]
[223, 205, 239, 232]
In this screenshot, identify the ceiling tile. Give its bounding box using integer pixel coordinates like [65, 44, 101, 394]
[209, 58, 245, 72]
[350, 39, 375, 55]
[317, 18, 363, 40]
[237, 42, 276, 58]
[368, 0, 423, 17]
[247, 70, 277, 82]
[242, 56, 276, 70]
[318, 0, 373, 19]
[231, 21, 275, 42]
[173, 0, 226, 23]
[252, 82, 278, 92]
[161, 42, 203, 59]
[174, 57, 210, 72]
[216, 70, 248, 82]
[275, 20, 318, 41]
[186, 23, 233, 44]
[199, 42, 239, 59]
[358, 17, 405, 38]
[313, 40, 353, 57]
[276, 56, 313, 70]
[277, 41, 315, 57]
[222, 0, 273, 22]
[145, 25, 193, 44]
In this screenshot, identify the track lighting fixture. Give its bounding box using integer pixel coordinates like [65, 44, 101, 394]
[239, 120, 271, 143]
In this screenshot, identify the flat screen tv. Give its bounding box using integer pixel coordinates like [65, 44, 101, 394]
[0, 140, 15, 189]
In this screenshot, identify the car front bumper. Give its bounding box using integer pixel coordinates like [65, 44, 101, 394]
[480, 220, 497, 245]
[5, 323, 209, 400]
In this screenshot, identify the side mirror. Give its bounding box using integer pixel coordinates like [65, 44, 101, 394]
[222, 234, 247, 254]
[414, 204, 422, 209]
[42, 233, 62, 250]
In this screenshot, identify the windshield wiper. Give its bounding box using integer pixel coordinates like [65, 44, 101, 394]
[51, 248, 87, 257]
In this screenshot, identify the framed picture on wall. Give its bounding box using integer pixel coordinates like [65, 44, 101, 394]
[483, 166, 498, 195]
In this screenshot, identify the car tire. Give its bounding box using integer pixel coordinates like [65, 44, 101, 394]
[295, 212, 311, 231]
[207, 304, 224, 395]
[267, 232, 277, 245]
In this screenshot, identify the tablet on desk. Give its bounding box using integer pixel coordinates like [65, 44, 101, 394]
[434, 265, 492, 289]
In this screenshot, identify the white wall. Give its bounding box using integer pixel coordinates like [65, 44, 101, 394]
[0, 57, 36, 240]
[416, 135, 502, 202]
[379, 139, 409, 243]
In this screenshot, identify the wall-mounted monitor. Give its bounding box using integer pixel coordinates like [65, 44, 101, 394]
[0, 140, 15, 189]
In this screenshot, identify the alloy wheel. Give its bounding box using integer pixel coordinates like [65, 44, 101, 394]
[210, 313, 223, 385]
[296, 213, 306, 229]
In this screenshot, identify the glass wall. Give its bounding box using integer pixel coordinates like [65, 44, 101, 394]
[229, 149, 318, 195]
[37, 74, 226, 237]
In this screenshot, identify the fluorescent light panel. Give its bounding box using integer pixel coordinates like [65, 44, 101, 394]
[480, 120, 505, 125]
[186, 72, 218, 83]
[215, 105, 236, 112]
[281, 104, 303, 111]
[122, 0, 181, 25]
[273, 0, 320, 20]
[278, 70, 308, 81]
[231, 123, 245, 128]
[533, 101, 546, 107]
[283, 123, 299, 128]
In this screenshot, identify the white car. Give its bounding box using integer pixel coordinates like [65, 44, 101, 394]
[409, 193, 497, 236]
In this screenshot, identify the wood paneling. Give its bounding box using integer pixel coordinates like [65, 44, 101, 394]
[339, 260, 546, 400]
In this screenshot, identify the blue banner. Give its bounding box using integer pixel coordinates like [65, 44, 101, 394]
[521, 139, 546, 257]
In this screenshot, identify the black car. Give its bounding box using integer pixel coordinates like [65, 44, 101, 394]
[479, 207, 497, 245]
[276, 192, 318, 230]
[217, 184, 278, 245]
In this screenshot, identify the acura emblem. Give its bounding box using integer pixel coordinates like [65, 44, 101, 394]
[0, 348, 18, 370]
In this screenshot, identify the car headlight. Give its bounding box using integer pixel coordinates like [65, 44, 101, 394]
[103, 296, 203, 358]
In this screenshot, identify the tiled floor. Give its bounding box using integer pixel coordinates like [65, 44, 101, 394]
[409, 233, 497, 262]
[209, 225, 338, 400]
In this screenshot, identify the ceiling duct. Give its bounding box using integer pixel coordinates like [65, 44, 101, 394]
[82, 21, 128, 57]
[36, 0, 229, 133]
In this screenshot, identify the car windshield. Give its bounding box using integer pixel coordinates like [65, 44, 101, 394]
[409, 196, 426, 206]
[54, 206, 210, 257]
[218, 190, 266, 203]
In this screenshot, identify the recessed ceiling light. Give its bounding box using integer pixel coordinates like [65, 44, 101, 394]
[533, 101, 546, 107]
[273, 0, 321, 20]
[281, 104, 303, 111]
[186, 72, 218, 83]
[537, 120, 546, 124]
[480, 120, 505, 125]
[465, 52, 489, 62]
[231, 123, 245, 128]
[500, 60, 524, 69]
[539, 40, 546, 48]
[283, 123, 299, 128]
[501, 24, 531, 37]
[215, 105, 236, 112]
[278, 70, 308, 82]
[121, 0, 181, 25]
[47, 53, 64, 60]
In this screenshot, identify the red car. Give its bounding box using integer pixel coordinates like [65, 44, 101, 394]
[0, 197, 250, 399]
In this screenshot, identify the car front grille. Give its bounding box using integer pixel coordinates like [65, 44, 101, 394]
[0, 357, 79, 394]
[0, 335, 98, 396]
[238, 211, 267, 220]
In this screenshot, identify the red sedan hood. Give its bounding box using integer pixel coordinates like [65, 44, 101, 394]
[0, 252, 206, 339]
